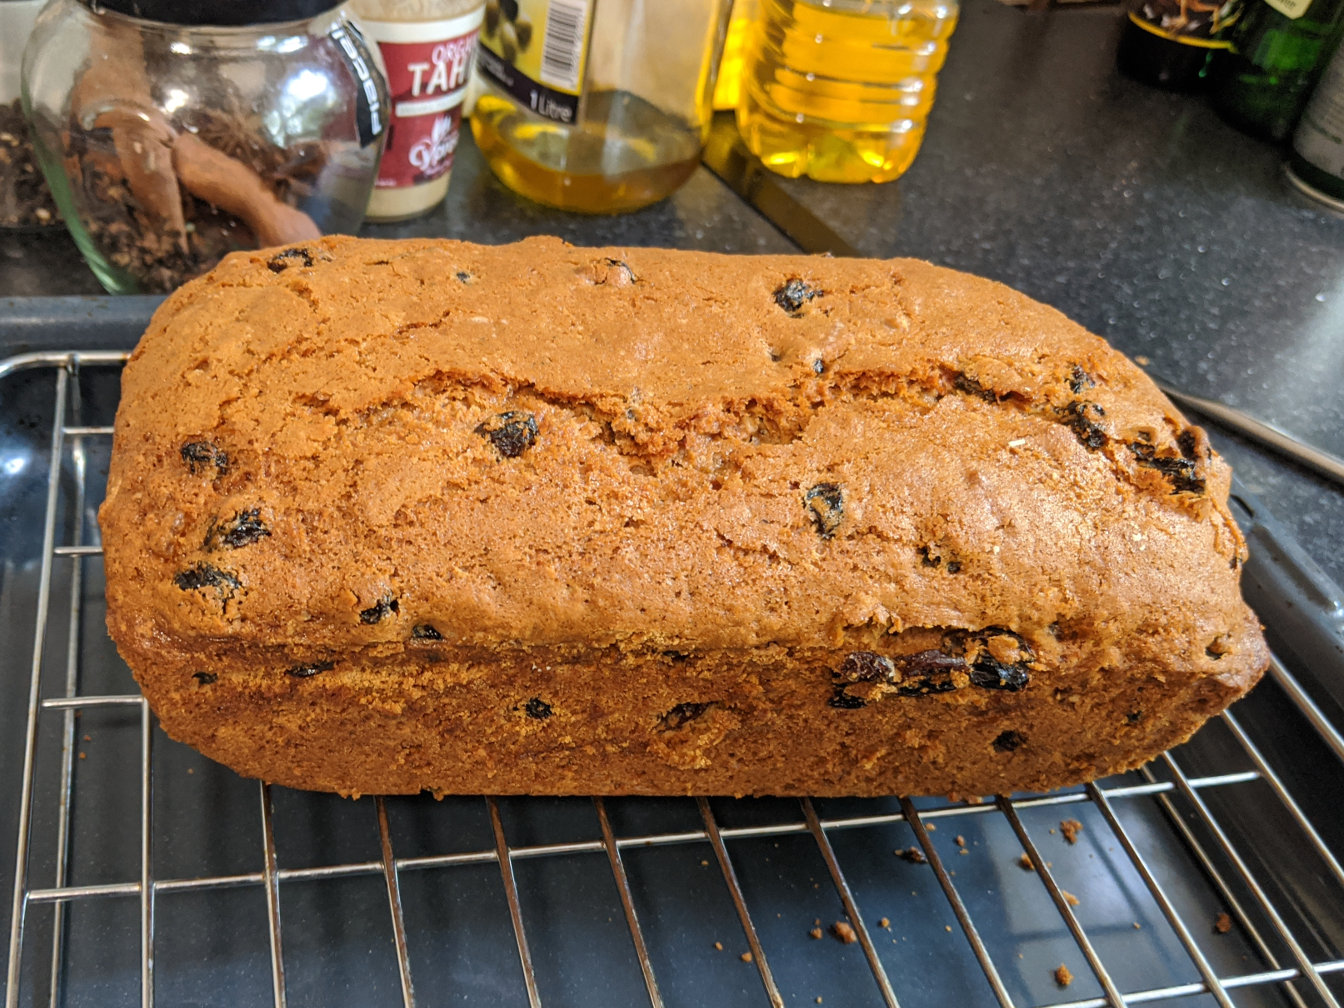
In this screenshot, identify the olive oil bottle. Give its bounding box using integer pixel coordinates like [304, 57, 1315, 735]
[470, 0, 732, 213]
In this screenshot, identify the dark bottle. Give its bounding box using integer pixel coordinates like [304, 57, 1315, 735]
[1287, 40, 1344, 207]
[1116, 0, 1237, 90]
[1208, 0, 1344, 140]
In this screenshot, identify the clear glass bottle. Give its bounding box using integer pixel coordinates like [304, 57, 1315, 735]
[470, 0, 733, 213]
[22, 0, 389, 294]
[735, 0, 959, 185]
[348, 0, 485, 221]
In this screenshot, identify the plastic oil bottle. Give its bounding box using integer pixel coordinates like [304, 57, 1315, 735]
[470, 0, 732, 212]
[735, 0, 959, 183]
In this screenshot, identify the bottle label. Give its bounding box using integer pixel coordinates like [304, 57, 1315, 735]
[1295, 45, 1344, 175]
[362, 12, 484, 189]
[1264, 0, 1311, 17]
[475, 0, 594, 124]
[330, 21, 388, 149]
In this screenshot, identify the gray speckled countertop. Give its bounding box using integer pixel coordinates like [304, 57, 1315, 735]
[4, 0, 1342, 586]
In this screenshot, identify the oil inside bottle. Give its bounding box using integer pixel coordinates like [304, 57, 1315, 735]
[736, 0, 957, 184]
[471, 88, 703, 213]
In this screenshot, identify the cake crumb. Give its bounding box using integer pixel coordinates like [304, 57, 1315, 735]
[832, 921, 857, 944]
[955, 835, 966, 847]
[1017, 853, 1034, 871]
[1214, 912, 1232, 934]
[896, 846, 926, 864]
[877, 917, 890, 929]
[1060, 819, 1084, 844]
[714, 941, 723, 951]
[740, 951, 753, 963]
[1061, 889, 1080, 906]
[1054, 964, 1073, 987]
[78, 752, 86, 760]
[809, 927, 823, 940]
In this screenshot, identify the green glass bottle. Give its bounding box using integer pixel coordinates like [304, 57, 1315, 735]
[1208, 0, 1344, 140]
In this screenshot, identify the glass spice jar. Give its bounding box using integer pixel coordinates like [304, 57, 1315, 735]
[22, 0, 389, 294]
[1, 0, 60, 228]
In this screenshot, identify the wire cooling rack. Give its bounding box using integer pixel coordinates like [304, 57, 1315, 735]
[3, 352, 1344, 1008]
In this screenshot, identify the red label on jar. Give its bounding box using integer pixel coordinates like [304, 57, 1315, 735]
[364, 13, 484, 189]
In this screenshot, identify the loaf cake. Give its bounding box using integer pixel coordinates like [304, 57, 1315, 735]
[99, 235, 1268, 798]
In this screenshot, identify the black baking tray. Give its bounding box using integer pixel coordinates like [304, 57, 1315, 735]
[2, 305, 1343, 1008]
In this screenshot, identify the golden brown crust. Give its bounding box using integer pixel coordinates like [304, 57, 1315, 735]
[99, 236, 1268, 797]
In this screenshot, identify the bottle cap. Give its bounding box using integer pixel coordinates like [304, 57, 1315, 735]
[85, 0, 344, 26]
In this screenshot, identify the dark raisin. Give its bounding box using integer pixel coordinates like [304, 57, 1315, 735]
[1126, 710, 1143, 724]
[286, 660, 334, 678]
[662, 650, 692, 662]
[773, 278, 823, 315]
[411, 623, 443, 640]
[267, 246, 314, 272]
[456, 270, 472, 282]
[205, 508, 270, 550]
[804, 482, 844, 538]
[834, 649, 967, 699]
[1059, 401, 1107, 451]
[947, 628, 1034, 692]
[1177, 428, 1200, 460]
[192, 671, 217, 685]
[271, 247, 314, 270]
[181, 440, 229, 476]
[476, 411, 539, 458]
[359, 596, 399, 625]
[174, 563, 241, 594]
[953, 372, 998, 403]
[993, 730, 1026, 752]
[837, 651, 896, 683]
[828, 688, 867, 709]
[893, 649, 967, 696]
[1127, 441, 1206, 495]
[968, 663, 1030, 691]
[524, 697, 553, 719]
[812, 359, 826, 375]
[658, 701, 714, 730]
[1068, 365, 1096, 394]
[917, 546, 961, 572]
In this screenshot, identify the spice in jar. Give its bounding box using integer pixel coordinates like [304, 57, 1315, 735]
[1, 0, 59, 228]
[349, 0, 485, 221]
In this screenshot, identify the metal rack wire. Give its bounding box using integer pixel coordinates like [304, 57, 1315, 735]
[4, 352, 1344, 1008]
